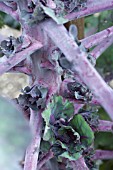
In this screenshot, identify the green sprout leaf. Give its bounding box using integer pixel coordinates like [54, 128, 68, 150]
[51, 95, 74, 121]
[52, 140, 82, 161]
[42, 96, 74, 141]
[42, 96, 92, 161]
[41, 5, 69, 24]
[57, 125, 80, 144]
[42, 102, 53, 141]
[62, 101, 74, 120]
[69, 114, 94, 147]
[42, 102, 51, 126]
[60, 151, 81, 161]
[58, 140, 82, 161]
[40, 140, 51, 153]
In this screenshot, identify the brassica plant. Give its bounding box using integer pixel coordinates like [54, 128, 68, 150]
[0, 0, 113, 170]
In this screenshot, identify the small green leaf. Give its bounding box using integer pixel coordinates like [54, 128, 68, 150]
[42, 102, 52, 141]
[42, 96, 74, 140]
[52, 96, 64, 119]
[40, 140, 51, 153]
[42, 102, 51, 126]
[52, 140, 83, 161]
[43, 126, 52, 141]
[69, 114, 94, 147]
[52, 95, 74, 120]
[60, 151, 81, 161]
[63, 101, 74, 120]
[58, 140, 67, 150]
[41, 5, 69, 24]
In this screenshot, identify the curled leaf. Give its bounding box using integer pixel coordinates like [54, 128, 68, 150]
[60, 151, 81, 161]
[42, 102, 53, 141]
[0, 36, 22, 57]
[67, 81, 93, 102]
[69, 114, 94, 147]
[17, 85, 48, 111]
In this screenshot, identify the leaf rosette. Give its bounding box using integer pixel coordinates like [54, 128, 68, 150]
[0, 36, 23, 57]
[17, 85, 48, 111]
[42, 96, 94, 161]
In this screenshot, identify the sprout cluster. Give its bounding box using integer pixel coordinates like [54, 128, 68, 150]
[81, 111, 99, 129]
[17, 85, 48, 111]
[42, 96, 94, 161]
[54, 0, 87, 15]
[0, 36, 23, 57]
[67, 81, 93, 102]
[83, 148, 97, 170]
[22, 0, 87, 24]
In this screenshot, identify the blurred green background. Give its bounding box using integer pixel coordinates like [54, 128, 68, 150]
[0, 97, 32, 170]
[0, 11, 31, 170]
[0, 9, 113, 170]
[86, 11, 113, 170]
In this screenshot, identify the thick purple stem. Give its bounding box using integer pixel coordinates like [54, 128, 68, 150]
[0, 41, 43, 75]
[24, 109, 42, 170]
[94, 120, 113, 132]
[65, 0, 113, 21]
[42, 19, 113, 120]
[93, 150, 113, 160]
[81, 26, 113, 49]
[89, 36, 113, 59]
[37, 151, 54, 170]
[9, 66, 32, 75]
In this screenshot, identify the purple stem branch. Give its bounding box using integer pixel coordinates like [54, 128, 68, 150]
[81, 26, 113, 49]
[89, 36, 113, 59]
[24, 109, 43, 170]
[65, 0, 113, 21]
[37, 151, 54, 170]
[60, 78, 100, 117]
[9, 65, 32, 75]
[42, 19, 113, 120]
[94, 120, 113, 132]
[71, 157, 89, 170]
[4, 1, 17, 11]
[0, 2, 19, 20]
[0, 41, 43, 76]
[93, 150, 113, 160]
